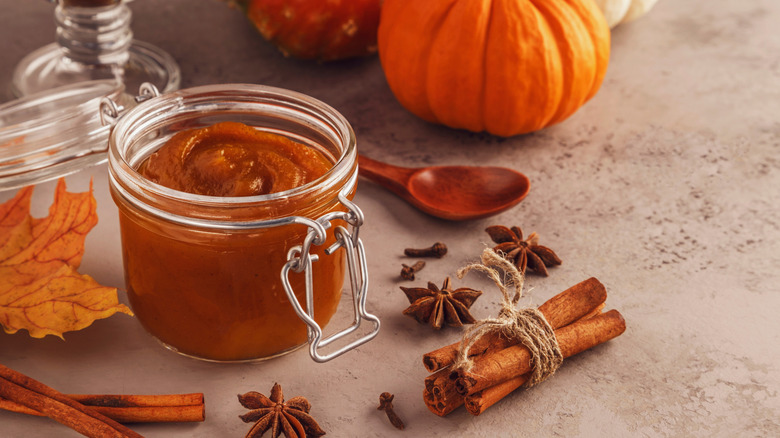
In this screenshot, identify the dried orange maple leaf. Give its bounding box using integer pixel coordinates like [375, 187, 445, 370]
[0, 178, 132, 339]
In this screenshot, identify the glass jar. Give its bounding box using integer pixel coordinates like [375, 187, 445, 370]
[107, 84, 379, 362]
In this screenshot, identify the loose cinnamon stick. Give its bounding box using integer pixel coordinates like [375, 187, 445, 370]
[0, 364, 143, 437]
[0, 393, 205, 423]
[456, 310, 627, 397]
[422, 277, 607, 372]
[71, 393, 203, 408]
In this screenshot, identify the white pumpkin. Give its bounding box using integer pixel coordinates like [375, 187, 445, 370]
[593, 0, 659, 28]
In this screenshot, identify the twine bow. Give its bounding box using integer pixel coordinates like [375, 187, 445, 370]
[452, 249, 563, 387]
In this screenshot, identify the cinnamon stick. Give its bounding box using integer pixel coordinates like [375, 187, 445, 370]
[422, 277, 607, 372]
[463, 373, 529, 416]
[423, 387, 454, 417]
[576, 302, 605, 322]
[422, 368, 463, 417]
[539, 278, 608, 329]
[0, 364, 143, 438]
[455, 309, 627, 397]
[0, 393, 205, 423]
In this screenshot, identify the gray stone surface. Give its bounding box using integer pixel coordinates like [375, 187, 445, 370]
[1, 0, 778, 436]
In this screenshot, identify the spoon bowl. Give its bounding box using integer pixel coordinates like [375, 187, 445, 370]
[357, 155, 530, 221]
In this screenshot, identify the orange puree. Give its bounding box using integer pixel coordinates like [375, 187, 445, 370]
[138, 121, 331, 196]
[118, 122, 346, 361]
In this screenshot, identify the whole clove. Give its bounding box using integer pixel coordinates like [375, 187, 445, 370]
[404, 242, 447, 258]
[400, 261, 426, 281]
[377, 392, 405, 430]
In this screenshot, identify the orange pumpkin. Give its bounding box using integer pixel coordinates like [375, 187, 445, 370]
[378, 0, 611, 137]
[239, 0, 381, 61]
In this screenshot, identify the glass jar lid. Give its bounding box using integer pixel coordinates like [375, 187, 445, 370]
[0, 79, 124, 190]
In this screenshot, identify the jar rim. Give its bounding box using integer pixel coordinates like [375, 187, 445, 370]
[108, 83, 357, 212]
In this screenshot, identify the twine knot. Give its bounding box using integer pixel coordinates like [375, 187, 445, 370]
[452, 249, 563, 387]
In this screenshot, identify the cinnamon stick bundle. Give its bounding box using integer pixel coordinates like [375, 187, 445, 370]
[422, 278, 626, 417]
[0, 363, 143, 437]
[463, 310, 625, 415]
[0, 392, 205, 423]
[422, 277, 607, 373]
[423, 278, 606, 411]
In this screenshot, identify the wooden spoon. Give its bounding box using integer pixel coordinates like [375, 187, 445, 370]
[357, 155, 530, 221]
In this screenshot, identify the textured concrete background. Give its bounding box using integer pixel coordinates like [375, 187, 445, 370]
[1, 0, 778, 437]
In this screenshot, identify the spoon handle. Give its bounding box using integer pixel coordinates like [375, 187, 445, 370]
[357, 155, 416, 196]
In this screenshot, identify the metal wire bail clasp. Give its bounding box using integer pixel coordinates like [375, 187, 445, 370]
[100, 82, 160, 126]
[280, 193, 380, 362]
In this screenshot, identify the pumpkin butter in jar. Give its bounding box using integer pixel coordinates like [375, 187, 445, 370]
[137, 122, 332, 197]
[108, 85, 360, 362]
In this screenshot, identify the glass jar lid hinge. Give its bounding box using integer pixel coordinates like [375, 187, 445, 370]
[99, 82, 160, 127]
[281, 192, 380, 363]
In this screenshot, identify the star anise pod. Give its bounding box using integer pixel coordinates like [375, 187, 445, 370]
[400, 277, 482, 329]
[485, 225, 562, 276]
[238, 383, 326, 438]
